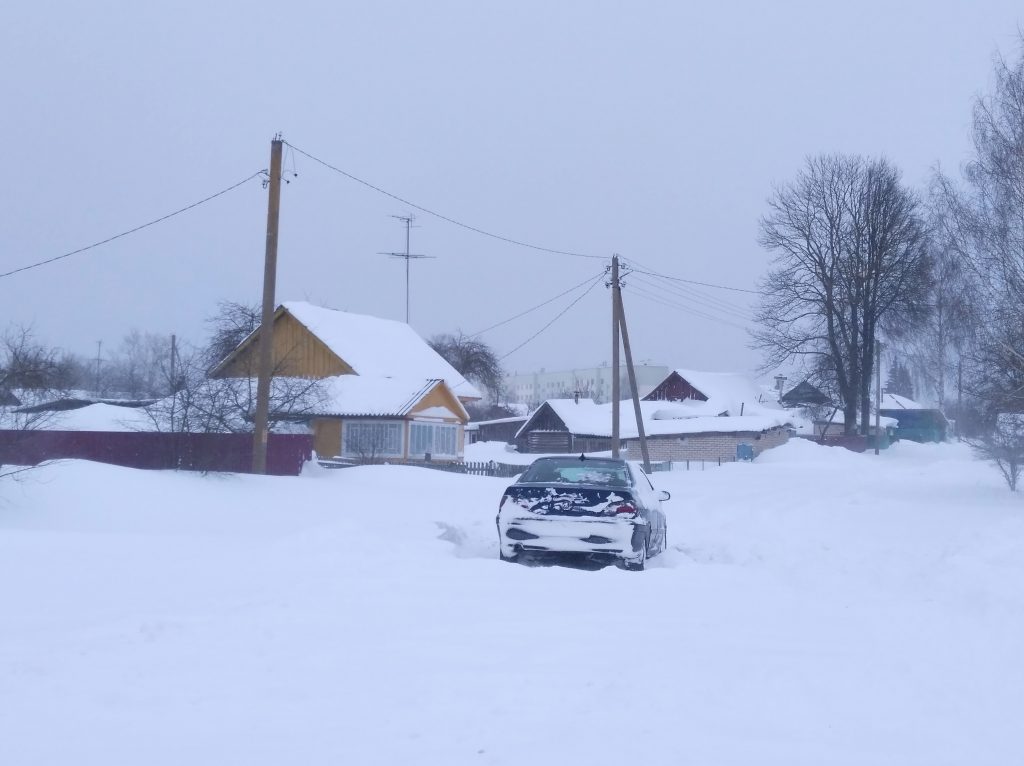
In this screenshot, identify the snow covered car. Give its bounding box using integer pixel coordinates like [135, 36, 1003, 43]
[496, 456, 669, 570]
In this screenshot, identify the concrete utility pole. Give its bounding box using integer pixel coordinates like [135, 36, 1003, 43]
[616, 287, 652, 473]
[874, 339, 882, 456]
[252, 135, 284, 475]
[379, 214, 434, 324]
[611, 255, 621, 457]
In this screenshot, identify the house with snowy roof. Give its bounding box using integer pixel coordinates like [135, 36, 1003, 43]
[878, 393, 948, 442]
[513, 369, 793, 461]
[211, 301, 479, 462]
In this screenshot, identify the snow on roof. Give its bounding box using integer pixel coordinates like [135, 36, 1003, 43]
[40, 403, 154, 432]
[470, 415, 529, 426]
[304, 376, 466, 420]
[517, 398, 792, 440]
[281, 302, 481, 400]
[672, 369, 770, 412]
[880, 393, 929, 410]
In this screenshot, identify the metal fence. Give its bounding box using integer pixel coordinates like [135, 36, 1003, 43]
[0, 430, 313, 476]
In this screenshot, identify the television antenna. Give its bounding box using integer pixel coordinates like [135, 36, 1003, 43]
[378, 214, 436, 323]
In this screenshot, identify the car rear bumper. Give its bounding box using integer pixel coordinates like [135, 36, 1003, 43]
[498, 514, 644, 559]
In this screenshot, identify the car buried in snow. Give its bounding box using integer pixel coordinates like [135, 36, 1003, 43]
[496, 455, 669, 570]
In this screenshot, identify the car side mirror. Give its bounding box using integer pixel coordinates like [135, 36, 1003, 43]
[658, 490, 671, 502]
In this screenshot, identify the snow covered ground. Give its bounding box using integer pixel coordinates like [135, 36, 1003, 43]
[2, 440, 1022, 764]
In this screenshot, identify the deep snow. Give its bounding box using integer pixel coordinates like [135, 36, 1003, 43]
[2, 440, 1022, 765]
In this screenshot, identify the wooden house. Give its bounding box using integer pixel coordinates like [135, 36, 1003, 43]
[879, 393, 948, 443]
[780, 380, 831, 409]
[211, 301, 480, 462]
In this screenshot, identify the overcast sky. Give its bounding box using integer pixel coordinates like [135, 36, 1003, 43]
[2, 1, 1021, 380]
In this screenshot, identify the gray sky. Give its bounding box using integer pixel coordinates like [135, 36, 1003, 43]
[2, 1, 1021, 379]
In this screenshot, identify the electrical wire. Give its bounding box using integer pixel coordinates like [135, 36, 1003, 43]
[467, 270, 606, 338]
[628, 272, 755, 322]
[621, 255, 762, 295]
[623, 283, 751, 331]
[284, 141, 606, 261]
[0, 171, 267, 280]
[500, 273, 605, 360]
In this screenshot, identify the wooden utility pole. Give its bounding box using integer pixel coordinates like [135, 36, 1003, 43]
[616, 287, 651, 473]
[251, 136, 284, 474]
[874, 339, 882, 456]
[611, 255, 621, 458]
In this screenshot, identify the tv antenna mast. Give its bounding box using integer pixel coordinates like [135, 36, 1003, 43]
[379, 214, 435, 324]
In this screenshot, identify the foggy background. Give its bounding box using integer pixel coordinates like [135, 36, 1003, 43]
[2, 1, 1020, 378]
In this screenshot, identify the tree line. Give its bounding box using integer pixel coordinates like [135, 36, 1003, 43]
[754, 34, 1024, 488]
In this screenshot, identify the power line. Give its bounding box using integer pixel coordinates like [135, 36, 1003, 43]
[621, 256, 762, 295]
[623, 283, 751, 331]
[284, 141, 607, 261]
[500, 273, 605, 360]
[0, 171, 266, 280]
[467, 270, 606, 338]
[628, 272, 755, 321]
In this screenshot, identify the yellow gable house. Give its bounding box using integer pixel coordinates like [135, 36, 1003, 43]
[211, 301, 481, 462]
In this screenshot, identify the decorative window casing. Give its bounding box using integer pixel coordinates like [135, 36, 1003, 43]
[342, 420, 404, 458]
[409, 421, 458, 458]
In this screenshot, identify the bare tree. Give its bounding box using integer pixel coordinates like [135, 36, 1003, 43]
[970, 413, 1024, 491]
[428, 333, 503, 401]
[203, 301, 260, 373]
[141, 322, 326, 435]
[103, 330, 173, 398]
[0, 327, 78, 479]
[901, 172, 979, 412]
[957, 38, 1024, 421]
[754, 154, 931, 434]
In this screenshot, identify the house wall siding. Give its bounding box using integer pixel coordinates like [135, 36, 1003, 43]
[312, 418, 341, 458]
[408, 385, 465, 421]
[643, 373, 708, 403]
[218, 312, 353, 379]
[624, 428, 789, 461]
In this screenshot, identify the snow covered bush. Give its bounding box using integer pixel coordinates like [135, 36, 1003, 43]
[972, 413, 1024, 491]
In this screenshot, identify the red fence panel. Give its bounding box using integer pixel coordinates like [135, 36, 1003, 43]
[0, 430, 312, 476]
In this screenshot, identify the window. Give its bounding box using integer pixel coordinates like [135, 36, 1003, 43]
[409, 422, 458, 458]
[342, 421, 404, 458]
[520, 458, 630, 487]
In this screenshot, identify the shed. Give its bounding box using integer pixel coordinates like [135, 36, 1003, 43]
[879, 393, 949, 443]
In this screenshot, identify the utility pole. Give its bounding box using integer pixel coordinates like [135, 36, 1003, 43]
[169, 333, 177, 429]
[616, 285, 651, 473]
[956, 358, 963, 440]
[94, 341, 103, 395]
[379, 214, 434, 324]
[611, 255, 621, 457]
[874, 339, 882, 456]
[252, 135, 284, 475]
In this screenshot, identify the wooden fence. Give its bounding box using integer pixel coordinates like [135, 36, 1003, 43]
[317, 457, 732, 477]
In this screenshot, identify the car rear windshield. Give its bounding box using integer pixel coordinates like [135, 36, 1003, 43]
[520, 459, 630, 487]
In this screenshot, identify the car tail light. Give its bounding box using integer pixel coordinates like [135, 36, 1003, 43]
[613, 503, 637, 517]
[499, 494, 510, 511]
